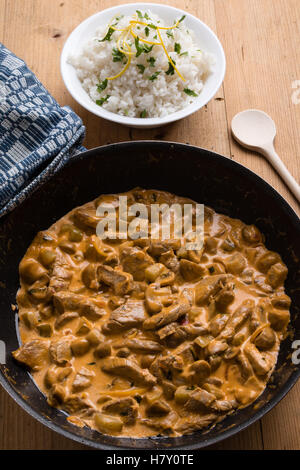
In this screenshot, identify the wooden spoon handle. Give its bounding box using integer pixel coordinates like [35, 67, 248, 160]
[262, 144, 300, 203]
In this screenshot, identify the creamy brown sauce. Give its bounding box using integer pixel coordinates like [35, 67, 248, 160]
[13, 189, 291, 437]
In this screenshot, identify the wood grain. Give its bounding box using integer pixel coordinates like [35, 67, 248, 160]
[0, 1, 5, 39]
[215, 0, 300, 213]
[0, 0, 299, 450]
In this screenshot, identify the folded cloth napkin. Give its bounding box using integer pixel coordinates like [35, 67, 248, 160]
[0, 43, 86, 218]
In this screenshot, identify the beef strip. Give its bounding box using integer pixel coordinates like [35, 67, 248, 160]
[143, 298, 191, 330]
[179, 259, 205, 281]
[102, 299, 146, 334]
[13, 340, 49, 371]
[220, 299, 255, 340]
[49, 338, 72, 366]
[194, 274, 230, 305]
[72, 371, 93, 392]
[49, 253, 73, 292]
[244, 343, 273, 376]
[120, 246, 154, 281]
[102, 397, 138, 425]
[184, 388, 216, 411]
[53, 291, 106, 320]
[97, 265, 133, 295]
[102, 358, 157, 387]
[148, 240, 181, 257]
[150, 354, 184, 381]
[214, 284, 235, 311]
[113, 338, 162, 354]
[159, 250, 180, 273]
[146, 400, 171, 417]
[157, 322, 188, 347]
[64, 394, 95, 415]
[175, 413, 218, 434]
[210, 399, 237, 412]
[142, 411, 179, 434]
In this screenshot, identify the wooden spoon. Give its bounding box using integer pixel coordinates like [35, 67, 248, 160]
[231, 109, 300, 203]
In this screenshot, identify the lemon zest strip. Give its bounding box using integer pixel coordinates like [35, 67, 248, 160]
[117, 29, 135, 56]
[154, 20, 180, 30]
[110, 26, 127, 32]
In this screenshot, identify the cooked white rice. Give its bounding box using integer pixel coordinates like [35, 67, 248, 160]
[68, 10, 215, 118]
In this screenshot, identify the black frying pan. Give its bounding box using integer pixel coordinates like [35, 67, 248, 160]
[0, 141, 299, 449]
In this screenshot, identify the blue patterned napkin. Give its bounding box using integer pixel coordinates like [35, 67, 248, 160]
[0, 43, 86, 218]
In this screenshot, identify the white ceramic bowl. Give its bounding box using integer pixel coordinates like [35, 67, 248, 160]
[61, 2, 226, 128]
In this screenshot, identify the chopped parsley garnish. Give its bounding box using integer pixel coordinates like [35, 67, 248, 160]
[136, 64, 145, 74]
[135, 37, 144, 57]
[174, 42, 181, 54]
[140, 109, 148, 118]
[135, 11, 155, 27]
[97, 79, 108, 93]
[87, 362, 96, 366]
[96, 95, 110, 106]
[145, 26, 150, 37]
[184, 88, 198, 97]
[166, 61, 176, 75]
[149, 71, 161, 81]
[178, 15, 186, 24]
[180, 51, 188, 56]
[112, 48, 126, 62]
[135, 37, 154, 56]
[167, 30, 174, 38]
[147, 57, 156, 67]
[99, 27, 114, 42]
[143, 44, 154, 53]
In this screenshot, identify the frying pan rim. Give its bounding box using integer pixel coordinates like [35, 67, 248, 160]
[1, 140, 299, 450]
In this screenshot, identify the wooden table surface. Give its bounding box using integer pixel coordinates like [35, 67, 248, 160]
[0, 0, 299, 450]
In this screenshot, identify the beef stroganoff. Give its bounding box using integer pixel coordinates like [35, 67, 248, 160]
[13, 189, 290, 437]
